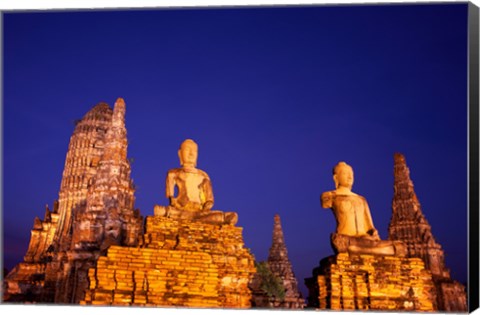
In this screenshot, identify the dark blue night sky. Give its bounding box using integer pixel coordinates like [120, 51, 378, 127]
[2, 3, 469, 299]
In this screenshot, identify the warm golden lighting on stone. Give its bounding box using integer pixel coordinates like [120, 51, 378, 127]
[321, 161, 406, 256]
[82, 216, 256, 307]
[154, 138, 238, 225]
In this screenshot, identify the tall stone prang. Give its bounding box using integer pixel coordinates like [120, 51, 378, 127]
[388, 153, 467, 312]
[3, 98, 143, 303]
[266, 214, 305, 308]
[71, 98, 141, 251]
[54, 103, 114, 252]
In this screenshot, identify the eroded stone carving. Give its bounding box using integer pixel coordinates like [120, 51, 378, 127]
[321, 161, 405, 256]
[154, 139, 237, 225]
[3, 98, 143, 304]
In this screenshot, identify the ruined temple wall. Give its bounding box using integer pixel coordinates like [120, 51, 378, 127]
[82, 216, 256, 308]
[3, 263, 47, 302]
[310, 253, 437, 312]
[82, 247, 221, 307]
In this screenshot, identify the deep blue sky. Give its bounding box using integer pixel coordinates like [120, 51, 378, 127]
[2, 4, 469, 299]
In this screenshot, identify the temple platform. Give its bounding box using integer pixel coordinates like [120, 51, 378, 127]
[305, 253, 437, 311]
[81, 215, 256, 308]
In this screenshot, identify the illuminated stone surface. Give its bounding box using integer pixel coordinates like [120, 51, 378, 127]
[306, 253, 437, 311]
[388, 153, 467, 312]
[3, 105, 255, 308]
[3, 99, 143, 303]
[154, 139, 238, 225]
[81, 215, 256, 307]
[321, 161, 406, 256]
[306, 159, 441, 311]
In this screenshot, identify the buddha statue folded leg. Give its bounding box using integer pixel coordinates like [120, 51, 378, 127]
[154, 205, 238, 225]
[331, 233, 406, 257]
[195, 211, 238, 225]
[153, 205, 197, 220]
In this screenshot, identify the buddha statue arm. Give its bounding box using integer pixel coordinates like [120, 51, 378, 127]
[166, 170, 177, 205]
[201, 176, 214, 210]
[363, 198, 380, 239]
[321, 191, 335, 209]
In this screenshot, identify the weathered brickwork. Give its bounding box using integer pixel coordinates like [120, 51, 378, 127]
[82, 247, 220, 307]
[81, 215, 256, 308]
[306, 253, 437, 311]
[4, 99, 143, 304]
[388, 153, 467, 311]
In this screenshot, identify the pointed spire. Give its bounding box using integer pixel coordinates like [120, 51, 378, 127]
[388, 153, 467, 311]
[389, 153, 448, 275]
[267, 214, 305, 308]
[102, 98, 128, 162]
[112, 98, 126, 128]
[392, 153, 422, 218]
[269, 214, 286, 258]
[390, 153, 430, 236]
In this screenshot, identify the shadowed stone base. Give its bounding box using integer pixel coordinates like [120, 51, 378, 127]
[3, 262, 48, 302]
[305, 253, 437, 311]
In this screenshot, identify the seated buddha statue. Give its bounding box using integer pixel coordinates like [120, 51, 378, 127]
[154, 139, 238, 225]
[321, 161, 406, 256]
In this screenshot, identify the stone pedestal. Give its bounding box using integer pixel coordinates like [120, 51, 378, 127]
[81, 215, 256, 308]
[305, 253, 437, 312]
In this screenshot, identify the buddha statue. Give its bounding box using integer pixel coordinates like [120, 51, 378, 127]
[154, 139, 238, 225]
[321, 162, 406, 256]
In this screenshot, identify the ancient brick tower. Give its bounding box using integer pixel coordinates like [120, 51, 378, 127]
[250, 214, 305, 308]
[388, 153, 467, 312]
[3, 98, 143, 303]
[266, 214, 305, 308]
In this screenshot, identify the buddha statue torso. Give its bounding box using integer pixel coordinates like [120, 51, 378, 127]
[154, 139, 238, 225]
[328, 193, 376, 238]
[321, 162, 406, 256]
[166, 167, 213, 211]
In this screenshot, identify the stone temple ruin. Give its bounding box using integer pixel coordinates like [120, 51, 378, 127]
[3, 99, 257, 307]
[2, 99, 468, 311]
[305, 159, 467, 312]
[3, 99, 143, 304]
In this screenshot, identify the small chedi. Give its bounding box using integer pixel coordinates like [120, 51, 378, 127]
[3, 98, 143, 303]
[81, 139, 256, 307]
[388, 153, 467, 311]
[305, 161, 437, 311]
[250, 214, 305, 309]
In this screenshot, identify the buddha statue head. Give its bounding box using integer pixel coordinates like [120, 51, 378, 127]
[178, 139, 198, 168]
[333, 161, 354, 190]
